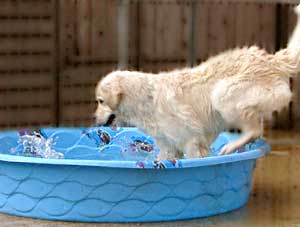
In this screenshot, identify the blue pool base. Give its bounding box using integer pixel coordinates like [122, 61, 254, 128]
[0, 127, 270, 222]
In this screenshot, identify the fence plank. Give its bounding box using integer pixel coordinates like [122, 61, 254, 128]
[91, 0, 118, 60]
[61, 104, 94, 125]
[59, 65, 116, 125]
[207, 1, 236, 56]
[0, 89, 54, 107]
[60, 86, 95, 102]
[196, 1, 209, 62]
[0, 109, 54, 126]
[0, 73, 54, 88]
[77, 0, 92, 57]
[235, 3, 260, 47]
[59, 0, 76, 68]
[60, 66, 115, 84]
[235, 3, 276, 51]
[187, 0, 197, 67]
[0, 19, 53, 34]
[0, 55, 53, 70]
[0, 0, 56, 128]
[258, 3, 277, 52]
[118, 0, 130, 69]
[0, 37, 53, 52]
[139, 1, 189, 71]
[0, 0, 52, 16]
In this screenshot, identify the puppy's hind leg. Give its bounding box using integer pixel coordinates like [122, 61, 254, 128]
[219, 102, 263, 155]
[212, 78, 266, 155]
[220, 118, 262, 155]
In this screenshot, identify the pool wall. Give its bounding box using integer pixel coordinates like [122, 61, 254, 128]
[0, 159, 255, 222]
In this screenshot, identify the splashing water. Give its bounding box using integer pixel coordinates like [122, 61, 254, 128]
[110, 134, 159, 161]
[11, 128, 160, 161]
[81, 127, 159, 161]
[17, 133, 64, 159]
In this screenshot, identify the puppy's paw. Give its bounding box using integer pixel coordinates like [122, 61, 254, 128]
[157, 151, 174, 160]
[184, 152, 200, 159]
[184, 149, 206, 159]
[220, 142, 238, 155]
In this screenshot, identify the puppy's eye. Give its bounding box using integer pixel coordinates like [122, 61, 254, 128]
[99, 99, 104, 104]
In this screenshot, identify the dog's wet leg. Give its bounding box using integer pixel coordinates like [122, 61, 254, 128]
[184, 138, 209, 158]
[220, 117, 261, 155]
[156, 139, 177, 160]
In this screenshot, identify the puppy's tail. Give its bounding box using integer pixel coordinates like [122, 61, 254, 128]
[287, 5, 300, 63]
[275, 5, 300, 75]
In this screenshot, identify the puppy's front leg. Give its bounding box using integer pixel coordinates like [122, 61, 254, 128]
[184, 138, 209, 159]
[156, 139, 178, 160]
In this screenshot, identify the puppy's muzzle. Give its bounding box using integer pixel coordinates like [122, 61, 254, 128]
[104, 114, 116, 126]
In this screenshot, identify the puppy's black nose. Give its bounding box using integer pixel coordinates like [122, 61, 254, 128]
[104, 114, 116, 126]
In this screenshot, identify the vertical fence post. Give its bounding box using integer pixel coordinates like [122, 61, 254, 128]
[118, 0, 130, 70]
[54, 0, 61, 126]
[187, 0, 197, 67]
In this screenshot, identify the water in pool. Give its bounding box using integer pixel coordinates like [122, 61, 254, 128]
[11, 127, 160, 161]
[3, 127, 266, 163]
[0, 126, 271, 170]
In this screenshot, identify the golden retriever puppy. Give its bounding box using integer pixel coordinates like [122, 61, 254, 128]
[95, 5, 300, 160]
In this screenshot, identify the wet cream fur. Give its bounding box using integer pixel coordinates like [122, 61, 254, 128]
[95, 5, 300, 160]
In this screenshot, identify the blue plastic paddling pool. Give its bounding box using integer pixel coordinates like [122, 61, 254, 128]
[0, 127, 270, 222]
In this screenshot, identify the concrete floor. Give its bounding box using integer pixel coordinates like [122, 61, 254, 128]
[1, 130, 300, 227]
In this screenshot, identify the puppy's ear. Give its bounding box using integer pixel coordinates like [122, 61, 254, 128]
[103, 74, 123, 111]
[109, 88, 123, 111]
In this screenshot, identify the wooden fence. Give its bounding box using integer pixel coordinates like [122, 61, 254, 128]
[0, 0, 299, 129]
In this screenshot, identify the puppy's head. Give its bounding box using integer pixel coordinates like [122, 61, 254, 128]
[94, 71, 123, 126]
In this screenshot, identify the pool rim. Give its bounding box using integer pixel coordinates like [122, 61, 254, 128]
[0, 148, 269, 169]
